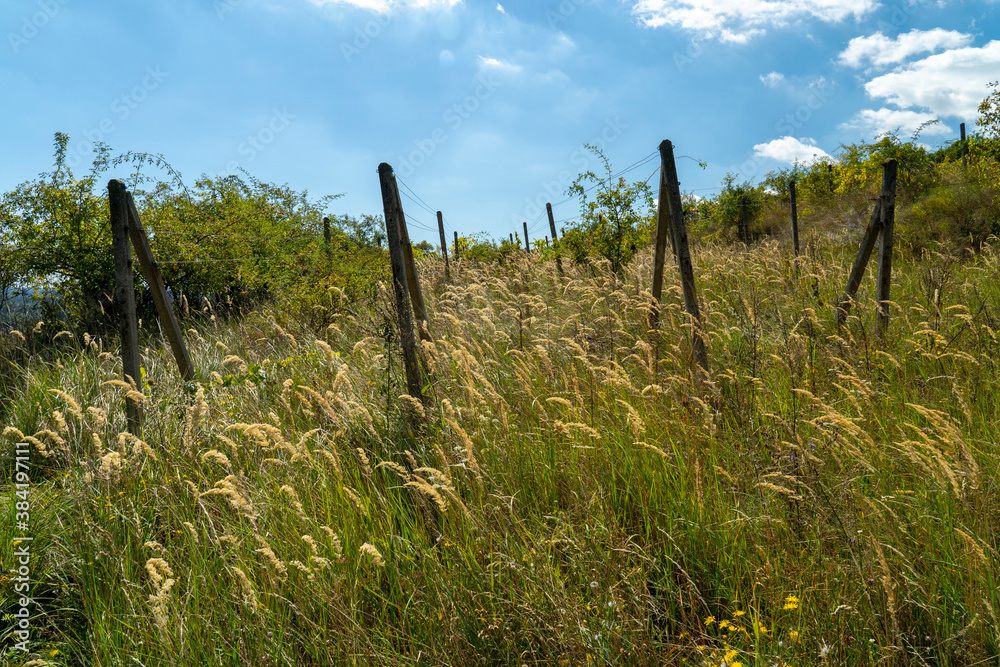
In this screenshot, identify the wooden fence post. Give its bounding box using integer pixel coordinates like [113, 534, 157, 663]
[654, 140, 708, 372]
[740, 197, 750, 247]
[523, 222, 530, 254]
[789, 180, 800, 262]
[510, 233, 514, 245]
[836, 164, 902, 327]
[391, 174, 432, 343]
[875, 159, 898, 338]
[836, 200, 883, 327]
[323, 216, 332, 258]
[109, 180, 143, 434]
[437, 211, 451, 282]
[378, 163, 424, 402]
[454, 231, 459, 260]
[961, 122, 967, 170]
[649, 158, 671, 329]
[546, 203, 558, 242]
[547, 201, 564, 274]
[125, 192, 194, 382]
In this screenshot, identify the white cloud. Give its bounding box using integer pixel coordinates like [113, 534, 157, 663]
[631, 0, 876, 41]
[863, 40, 1000, 118]
[496, 2, 506, 13]
[306, 0, 460, 11]
[839, 28, 974, 68]
[477, 55, 522, 72]
[840, 108, 952, 137]
[760, 71, 784, 87]
[753, 136, 831, 164]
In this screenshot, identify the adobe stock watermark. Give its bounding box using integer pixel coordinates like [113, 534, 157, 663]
[222, 108, 295, 173]
[394, 73, 501, 178]
[215, 0, 246, 20]
[11, 441, 34, 653]
[545, 0, 586, 29]
[510, 116, 628, 226]
[65, 66, 169, 169]
[7, 0, 71, 54]
[673, 39, 706, 73]
[875, 0, 937, 33]
[341, 12, 392, 62]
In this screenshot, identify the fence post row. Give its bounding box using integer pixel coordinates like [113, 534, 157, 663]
[437, 211, 451, 282]
[523, 221, 530, 254]
[836, 159, 898, 330]
[377, 163, 424, 402]
[109, 180, 144, 435]
[124, 192, 195, 383]
[650, 140, 709, 372]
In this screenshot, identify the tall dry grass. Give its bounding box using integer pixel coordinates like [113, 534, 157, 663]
[2, 232, 999, 666]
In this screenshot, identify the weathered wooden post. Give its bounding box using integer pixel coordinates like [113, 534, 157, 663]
[789, 180, 800, 261]
[740, 197, 750, 247]
[391, 175, 431, 343]
[125, 193, 194, 382]
[836, 200, 883, 327]
[875, 159, 898, 338]
[546, 202, 563, 275]
[109, 180, 143, 434]
[378, 163, 424, 402]
[523, 222, 530, 254]
[836, 159, 898, 328]
[453, 231, 459, 260]
[323, 216, 332, 258]
[651, 140, 708, 372]
[510, 233, 514, 245]
[650, 161, 671, 329]
[960, 122, 968, 170]
[437, 211, 450, 282]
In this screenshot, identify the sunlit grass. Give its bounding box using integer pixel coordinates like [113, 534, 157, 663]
[2, 232, 1000, 665]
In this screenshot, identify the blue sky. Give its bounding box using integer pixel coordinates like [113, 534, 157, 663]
[2, 0, 998, 245]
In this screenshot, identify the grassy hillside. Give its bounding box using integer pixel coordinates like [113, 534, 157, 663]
[2, 226, 1000, 666]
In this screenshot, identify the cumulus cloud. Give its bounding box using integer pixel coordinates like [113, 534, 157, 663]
[478, 55, 522, 72]
[631, 0, 876, 41]
[840, 108, 952, 137]
[863, 40, 1000, 118]
[761, 71, 785, 87]
[306, 0, 461, 11]
[496, 3, 506, 13]
[839, 28, 974, 69]
[753, 136, 831, 165]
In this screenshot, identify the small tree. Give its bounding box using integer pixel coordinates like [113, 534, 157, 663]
[699, 173, 767, 242]
[977, 81, 1000, 140]
[0, 133, 115, 330]
[567, 144, 654, 275]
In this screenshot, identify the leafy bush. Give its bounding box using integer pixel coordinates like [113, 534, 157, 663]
[566, 144, 655, 274]
[0, 134, 116, 331]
